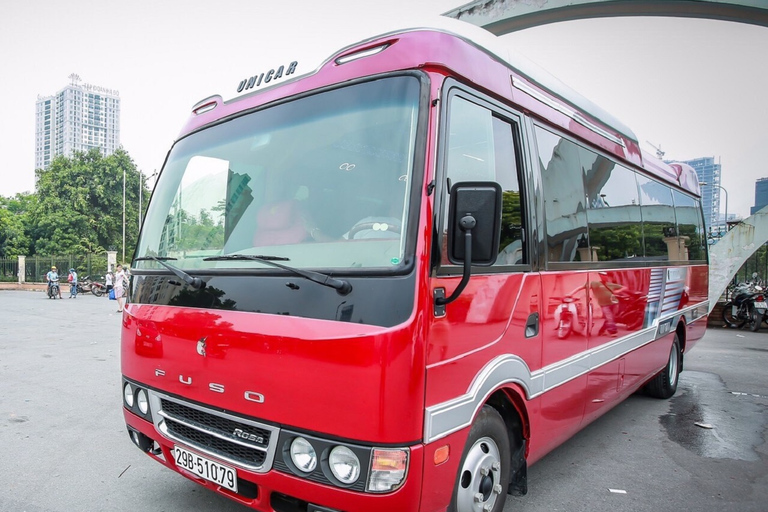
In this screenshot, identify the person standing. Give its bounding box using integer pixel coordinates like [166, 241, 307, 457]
[105, 271, 114, 298]
[46, 266, 63, 299]
[68, 268, 78, 298]
[114, 264, 127, 312]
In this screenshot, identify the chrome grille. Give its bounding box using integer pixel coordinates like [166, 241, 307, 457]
[149, 391, 279, 472]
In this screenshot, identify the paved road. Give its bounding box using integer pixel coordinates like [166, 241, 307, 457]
[0, 290, 766, 512]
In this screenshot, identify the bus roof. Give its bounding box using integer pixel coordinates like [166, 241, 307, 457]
[185, 17, 699, 196]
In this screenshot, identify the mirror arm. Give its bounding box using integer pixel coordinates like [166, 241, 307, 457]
[436, 215, 475, 306]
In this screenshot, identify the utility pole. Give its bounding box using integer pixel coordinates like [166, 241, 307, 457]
[122, 167, 126, 263]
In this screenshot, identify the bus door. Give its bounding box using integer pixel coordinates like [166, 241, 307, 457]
[425, 87, 538, 436]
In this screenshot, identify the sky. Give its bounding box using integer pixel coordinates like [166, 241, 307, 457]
[1, 0, 766, 219]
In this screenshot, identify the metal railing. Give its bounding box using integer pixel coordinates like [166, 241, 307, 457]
[0, 254, 110, 283]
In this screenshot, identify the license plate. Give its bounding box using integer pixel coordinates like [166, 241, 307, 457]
[174, 445, 237, 492]
[754, 302, 767, 309]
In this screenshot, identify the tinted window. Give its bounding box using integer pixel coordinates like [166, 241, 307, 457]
[585, 161, 643, 261]
[637, 175, 677, 260]
[443, 96, 525, 265]
[535, 127, 588, 262]
[673, 190, 706, 261]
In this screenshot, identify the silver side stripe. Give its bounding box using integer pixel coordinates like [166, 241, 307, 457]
[424, 301, 708, 443]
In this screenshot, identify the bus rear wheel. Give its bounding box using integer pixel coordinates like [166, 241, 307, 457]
[449, 405, 510, 512]
[645, 334, 680, 399]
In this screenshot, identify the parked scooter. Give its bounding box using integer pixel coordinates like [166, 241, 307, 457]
[77, 275, 93, 295]
[613, 290, 647, 331]
[554, 296, 587, 339]
[722, 273, 766, 332]
[90, 279, 107, 297]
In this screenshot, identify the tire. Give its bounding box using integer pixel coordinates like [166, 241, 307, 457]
[722, 301, 746, 329]
[91, 286, 104, 297]
[748, 305, 762, 332]
[646, 335, 681, 399]
[449, 406, 511, 512]
[557, 317, 572, 339]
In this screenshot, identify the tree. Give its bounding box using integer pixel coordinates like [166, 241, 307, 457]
[32, 148, 149, 259]
[0, 193, 35, 257]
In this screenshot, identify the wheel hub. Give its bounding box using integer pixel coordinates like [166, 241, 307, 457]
[456, 436, 503, 512]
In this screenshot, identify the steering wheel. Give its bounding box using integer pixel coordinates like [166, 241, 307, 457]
[347, 219, 402, 239]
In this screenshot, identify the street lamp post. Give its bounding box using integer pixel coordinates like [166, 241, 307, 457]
[701, 182, 729, 233]
[122, 167, 126, 263]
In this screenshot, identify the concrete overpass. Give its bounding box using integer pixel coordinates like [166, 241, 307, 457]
[445, 0, 768, 35]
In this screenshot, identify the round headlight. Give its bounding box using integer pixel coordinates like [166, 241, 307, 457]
[123, 383, 134, 407]
[290, 437, 317, 473]
[329, 446, 360, 484]
[136, 389, 149, 414]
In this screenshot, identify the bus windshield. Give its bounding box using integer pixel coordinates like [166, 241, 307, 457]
[135, 76, 422, 272]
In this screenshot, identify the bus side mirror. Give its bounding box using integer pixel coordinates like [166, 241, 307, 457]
[447, 181, 502, 266]
[436, 182, 502, 308]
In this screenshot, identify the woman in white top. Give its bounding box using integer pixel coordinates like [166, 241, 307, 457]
[114, 264, 126, 313]
[105, 271, 114, 297]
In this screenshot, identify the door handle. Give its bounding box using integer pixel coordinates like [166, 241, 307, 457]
[525, 313, 539, 338]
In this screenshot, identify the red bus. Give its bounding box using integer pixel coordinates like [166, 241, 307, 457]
[122, 19, 708, 512]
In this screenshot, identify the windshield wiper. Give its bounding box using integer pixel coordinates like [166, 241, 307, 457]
[134, 256, 205, 290]
[203, 254, 352, 295]
[206, 254, 290, 261]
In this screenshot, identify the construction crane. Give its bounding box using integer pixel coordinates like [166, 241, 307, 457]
[646, 141, 665, 160]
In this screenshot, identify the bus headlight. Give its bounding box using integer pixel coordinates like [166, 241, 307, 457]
[123, 383, 134, 408]
[136, 389, 149, 415]
[329, 446, 360, 484]
[367, 448, 409, 492]
[290, 437, 317, 473]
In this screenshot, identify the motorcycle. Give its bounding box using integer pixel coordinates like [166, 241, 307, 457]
[47, 279, 61, 299]
[722, 274, 766, 332]
[76, 275, 106, 296]
[613, 290, 647, 331]
[554, 296, 587, 339]
[76, 275, 93, 294]
[90, 280, 106, 297]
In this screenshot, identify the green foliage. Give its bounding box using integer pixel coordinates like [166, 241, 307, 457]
[0, 148, 150, 258]
[0, 193, 35, 257]
[589, 225, 643, 261]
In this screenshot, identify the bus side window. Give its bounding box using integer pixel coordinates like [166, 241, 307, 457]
[584, 161, 643, 262]
[442, 95, 525, 266]
[637, 175, 677, 260]
[672, 190, 706, 261]
[534, 126, 588, 262]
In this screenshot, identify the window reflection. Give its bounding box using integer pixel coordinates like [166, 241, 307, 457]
[673, 190, 706, 261]
[535, 127, 588, 262]
[637, 175, 677, 259]
[443, 96, 525, 266]
[584, 162, 642, 261]
[136, 76, 421, 271]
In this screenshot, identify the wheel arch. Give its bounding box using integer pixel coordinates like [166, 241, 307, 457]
[485, 386, 529, 496]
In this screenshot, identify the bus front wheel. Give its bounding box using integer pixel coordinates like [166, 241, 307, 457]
[449, 405, 510, 512]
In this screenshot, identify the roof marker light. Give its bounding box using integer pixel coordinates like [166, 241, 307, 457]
[335, 44, 389, 65]
[191, 95, 222, 115]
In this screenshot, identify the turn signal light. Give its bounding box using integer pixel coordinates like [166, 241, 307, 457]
[434, 445, 450, 465]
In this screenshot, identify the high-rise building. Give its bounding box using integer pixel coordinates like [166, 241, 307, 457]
[680, 156, 721, 231]
[752, 177, 768, 215]
[35, 74, 120, 171]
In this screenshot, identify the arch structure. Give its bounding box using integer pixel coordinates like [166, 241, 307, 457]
[709, 206, 768, 312]
[444, 0, 768, 34]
